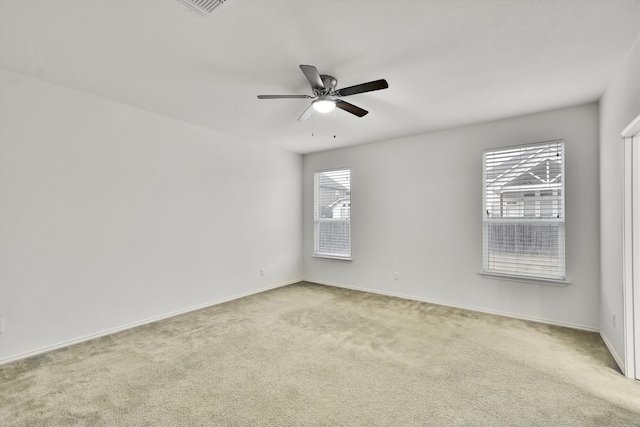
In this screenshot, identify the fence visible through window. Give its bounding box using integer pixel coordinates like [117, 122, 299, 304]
[485, 222, 562, 277]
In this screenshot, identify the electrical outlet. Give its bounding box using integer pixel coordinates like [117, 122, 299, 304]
[260, 268, 265, 277]
[394, 272, 400, 281]
[613, 313, 616, 327]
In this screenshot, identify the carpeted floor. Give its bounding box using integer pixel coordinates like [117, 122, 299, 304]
[1, 282, 640, 426]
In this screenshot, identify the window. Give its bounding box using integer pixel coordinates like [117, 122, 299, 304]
[314, 168, 351, 259]
[483, 140, 565, 281]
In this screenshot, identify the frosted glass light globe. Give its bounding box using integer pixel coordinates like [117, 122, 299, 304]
[312, 98, 335, 113]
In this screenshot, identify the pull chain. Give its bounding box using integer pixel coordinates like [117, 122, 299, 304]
[310, 108, 339, 139]
[333, 107, 336, 138]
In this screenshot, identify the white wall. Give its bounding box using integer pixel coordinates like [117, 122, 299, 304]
[304, 103, 600, 330]
[0, 69, 303, 362]
[599, 33, 640, 365]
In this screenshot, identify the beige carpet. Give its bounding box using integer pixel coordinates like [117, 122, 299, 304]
[1, 282, 640, 426]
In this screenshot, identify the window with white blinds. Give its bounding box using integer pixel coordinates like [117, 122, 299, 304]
[483, 140, 565, 280]
[314, 168, 351, 259]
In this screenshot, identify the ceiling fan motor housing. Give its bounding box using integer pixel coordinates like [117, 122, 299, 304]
[319, 75, 337, 94]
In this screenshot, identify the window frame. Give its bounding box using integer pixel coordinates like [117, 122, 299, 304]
[313, 167, 352, 261]
[481, 140, 568, 284]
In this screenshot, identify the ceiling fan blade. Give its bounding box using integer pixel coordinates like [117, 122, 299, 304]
[335, 100, 368, 117]
[297, 104, 315, 121]
[337, 79, 388, 97]
[299, 65, 325, 91]
[257, 95, 312, 99]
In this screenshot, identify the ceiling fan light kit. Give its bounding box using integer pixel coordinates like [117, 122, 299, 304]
[312, 97, 335, 113]
[257, 64, 388, 121]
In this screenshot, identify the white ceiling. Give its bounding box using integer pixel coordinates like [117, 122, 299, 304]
[1, 0, 639, 154]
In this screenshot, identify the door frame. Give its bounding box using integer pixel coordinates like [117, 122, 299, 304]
[622, 113, 640, 380]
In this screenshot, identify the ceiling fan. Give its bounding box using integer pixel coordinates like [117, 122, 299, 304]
[257, 65, 389, 121]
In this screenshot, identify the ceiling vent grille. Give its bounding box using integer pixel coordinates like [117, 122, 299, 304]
[177, 0, 227, 16]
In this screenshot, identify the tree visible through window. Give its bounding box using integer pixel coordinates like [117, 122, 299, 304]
[314, 168, 351, 259]
[483, 141, 565, 280]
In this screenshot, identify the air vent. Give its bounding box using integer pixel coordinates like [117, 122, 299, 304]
[177, 0, 227, 16]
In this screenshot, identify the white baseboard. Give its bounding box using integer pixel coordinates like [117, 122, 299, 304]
[304, 278, 599, 332]
[600, 330, 626, 376]
[0, 279, 302, 366]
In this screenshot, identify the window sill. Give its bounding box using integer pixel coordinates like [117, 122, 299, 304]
[313, 254, 352, 262]
[479, 271, 570, 287]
